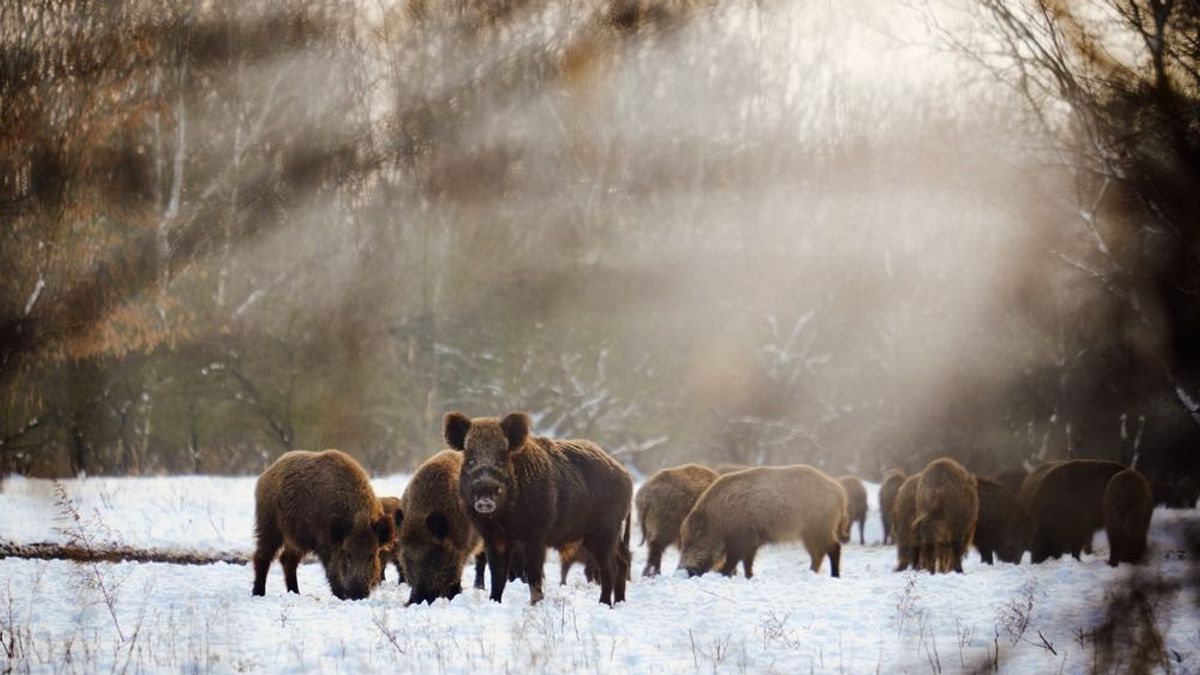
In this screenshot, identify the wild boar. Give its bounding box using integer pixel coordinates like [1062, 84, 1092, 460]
[892, 474, 920, 571]
[1024, 459, 1126, 563]
[445, 411, 633, 606]
[879, 469, 906, 546]
[252, 450, 395, 600]
[913, 458, 978, 574]
[1103, 468, 1154, 566]
[636, 464, 719, 577]
[396, 450, 487, 604]
[678, 465, 846, 579]
[378, 496, 404, 583]
[837, 475, 868, 545]
[972, 477, 1033, 565]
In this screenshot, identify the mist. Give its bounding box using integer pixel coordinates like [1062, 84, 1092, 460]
[0, 0, 1189, 483]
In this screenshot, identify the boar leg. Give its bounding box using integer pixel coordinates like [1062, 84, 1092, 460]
[741, 548, 758, 579]
[894, 544, 910, 572]
[827, 542, 841, 578]
[486, 544, 511, 603]
[280, 548, 303, 594]
[585, 534, 619, 606]
[251, 524, 283, 597]
[979, 545, 994, 565]
[718, 556, 739, 577]
[523, 541, 547, 605]
[473, 552, 487, 590]
[613, 546, 627, 604]
[643, 540, 665, 578]
[805, 539, 825, 574]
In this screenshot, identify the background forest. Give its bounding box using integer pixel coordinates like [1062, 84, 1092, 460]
[1, 0, 1197, 492]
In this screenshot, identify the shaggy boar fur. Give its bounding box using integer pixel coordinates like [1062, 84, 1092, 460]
[678, 465, 845, 579]
[913, 458, 979, 574]
[252, 450, 395, 600]
[1024, 459, 1126, 563]
[972, 477, 1033, 565]
[892, 475, 921, 571]
[1103, 468, 1154, 566]
[879, 469, 906, 546]
[446, 411, 633, 606]
[397, 450, 487, 605]
[377, 496, 404, 583]
[636, 464, 719, 577]
[837, 475, 868, 545]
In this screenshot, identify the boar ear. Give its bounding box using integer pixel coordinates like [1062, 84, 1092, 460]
[444, 412, 471, 451]
[426, 511, 451, 540]
[688, 510, 707, 533]
[374, 514, 397, 546]
[500, 412, 531, 451]
[330, 517, 353, 545]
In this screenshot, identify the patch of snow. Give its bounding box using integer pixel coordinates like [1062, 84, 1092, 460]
[0, 476, 1196, 673]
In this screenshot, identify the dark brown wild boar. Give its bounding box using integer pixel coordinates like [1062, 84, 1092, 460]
[879, 469, 906, 545]
[1024, 459, 1126, 563]
[678, 465, 846, 578]
[252, 450, 395, 600]
[636, 464, 719, 577]
[396, 449, 487, 604]
[892, 474, 920, 571]
[1103, 468, 1154, 566]
[972, 477, 1033, 565]
[377, 496, 404, 583]
[837, 475, 868, 545]
[913, 458, 978, 574]
[445, 411, 633, 606]
[1016, 460, 1064, 509]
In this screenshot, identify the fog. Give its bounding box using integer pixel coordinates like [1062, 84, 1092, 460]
[0, 0, 1174, 479]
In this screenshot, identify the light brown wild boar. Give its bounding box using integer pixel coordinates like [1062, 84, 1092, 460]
[1103, 468, 1154, 566]
[397, 449, 487, 604]
[892, 474, 920, 571]
[678, 465, 846, 578]
[377, 496, 404, 583]
[913, 458, 979, 574]
[636, 464, 719, 577]
[837, 475, 868, 545]
[252, 450, 396, 600]
[879, 469, 906, 545]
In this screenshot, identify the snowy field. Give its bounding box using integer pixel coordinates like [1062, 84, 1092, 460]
[1, 473, 1197, 673]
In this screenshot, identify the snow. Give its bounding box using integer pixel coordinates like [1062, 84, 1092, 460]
[1, 474, 1198, 673]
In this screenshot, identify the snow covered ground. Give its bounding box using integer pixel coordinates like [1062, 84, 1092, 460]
[1, 473, 1197, 673]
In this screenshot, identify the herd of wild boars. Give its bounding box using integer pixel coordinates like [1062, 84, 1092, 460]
[888, 457, 1167, 573]
[250, 415, 1182, 604]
